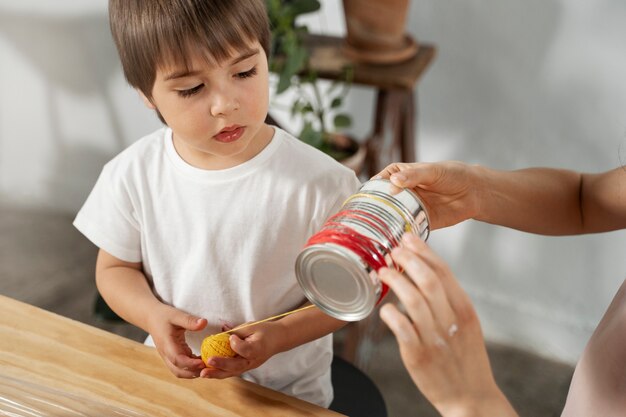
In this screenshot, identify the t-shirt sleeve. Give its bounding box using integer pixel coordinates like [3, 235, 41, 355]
[327, 171, 362, 217]
[309, 169, 362, 236]
[73, 163, 142, 262]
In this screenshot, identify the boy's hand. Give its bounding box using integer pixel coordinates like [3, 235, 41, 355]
[148, 305, 208, 378]
[199, 321, 280, 379]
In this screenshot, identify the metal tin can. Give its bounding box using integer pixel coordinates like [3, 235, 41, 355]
[295, 179, 430, 321]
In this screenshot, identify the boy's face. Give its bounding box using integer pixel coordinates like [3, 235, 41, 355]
[143, 40, 272, 170]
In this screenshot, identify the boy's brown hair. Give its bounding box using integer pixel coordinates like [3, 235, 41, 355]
[109, 0, 271, 99]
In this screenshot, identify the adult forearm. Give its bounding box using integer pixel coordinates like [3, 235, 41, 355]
[475, 166, 585, 235]
[438, 390, 519, 417]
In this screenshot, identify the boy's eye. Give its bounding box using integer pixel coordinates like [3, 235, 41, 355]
[177, 84, 203, 98]
[236, 66, 257, 79]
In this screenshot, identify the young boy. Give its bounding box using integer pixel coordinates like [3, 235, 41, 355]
[73, 0, 361, 407]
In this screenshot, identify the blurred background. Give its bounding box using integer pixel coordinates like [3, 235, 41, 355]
[1, 1, 626, 416]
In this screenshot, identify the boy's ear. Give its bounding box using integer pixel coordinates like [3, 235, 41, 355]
[137, 90, 156, 110]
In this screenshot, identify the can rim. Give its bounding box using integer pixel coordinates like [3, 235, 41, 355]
[295, 243, 378, 321]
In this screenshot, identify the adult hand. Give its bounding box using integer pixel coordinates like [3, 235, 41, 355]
[148, 305, 208, 378]
[374, 161, 481, 230]
[379, 233, 518, 417]
[200, 321, 279, 379]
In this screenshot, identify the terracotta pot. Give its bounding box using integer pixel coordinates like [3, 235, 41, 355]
[328, 133, 367, 176]
[342, 0, 417, 64]
[340, 140, 367, 176]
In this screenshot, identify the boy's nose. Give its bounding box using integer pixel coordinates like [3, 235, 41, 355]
[210, 91, 239, 117]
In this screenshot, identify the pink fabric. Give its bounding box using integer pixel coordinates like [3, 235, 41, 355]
[561, 279, 626, 417]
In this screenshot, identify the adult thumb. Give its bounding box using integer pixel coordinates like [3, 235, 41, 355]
[390, 163, 441, 189]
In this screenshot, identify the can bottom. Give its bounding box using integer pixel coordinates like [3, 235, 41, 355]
[295, 244, 379, 321]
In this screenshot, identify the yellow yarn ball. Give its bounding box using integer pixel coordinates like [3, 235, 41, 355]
[201, 333, 236, 364]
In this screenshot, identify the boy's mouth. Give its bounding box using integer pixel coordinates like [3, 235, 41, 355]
[214, 125, 245, 143]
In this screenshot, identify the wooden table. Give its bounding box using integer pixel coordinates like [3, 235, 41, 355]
[304, 34, 436, 177]
[0, 295, 344, 417]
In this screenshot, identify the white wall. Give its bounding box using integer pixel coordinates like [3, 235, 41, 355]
[2, 0, 626, 365]
[0, 1, 161, 212]
[325, 0, 626, 365]
[409, 0, 626, 365]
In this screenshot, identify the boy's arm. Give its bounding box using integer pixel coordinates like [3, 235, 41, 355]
[271, 303, 346, 353]
[96, 249, 208, 378]
[95, 249, 161, 329]
[201, 303, 346, 379]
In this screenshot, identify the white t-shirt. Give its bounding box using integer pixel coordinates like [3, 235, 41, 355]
[74, 126, 361, 407]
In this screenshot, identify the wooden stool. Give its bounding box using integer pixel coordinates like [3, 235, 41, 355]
[303, 34, 436, 176]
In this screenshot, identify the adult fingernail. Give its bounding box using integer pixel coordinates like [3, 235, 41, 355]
[372, 174, 382, 180]
[391, 173, 406, 183]
[382, 268, 396, 280]
[402, 233, 419, 245]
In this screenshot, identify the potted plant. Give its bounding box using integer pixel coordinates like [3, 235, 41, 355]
[342, 0, 417, 64]
[266, 0, 366, 174]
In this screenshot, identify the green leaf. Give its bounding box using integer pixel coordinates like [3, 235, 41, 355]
[333, 114, 352, 129]
[275, 41, 307, 95]
[330, 97, 343, 108]
[291, 100, 302, 116]
[283, 45, 307, 78]
[300, 122, 324, 148]
[276, 71, 292, 94]
[290, 0, 321, 16]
